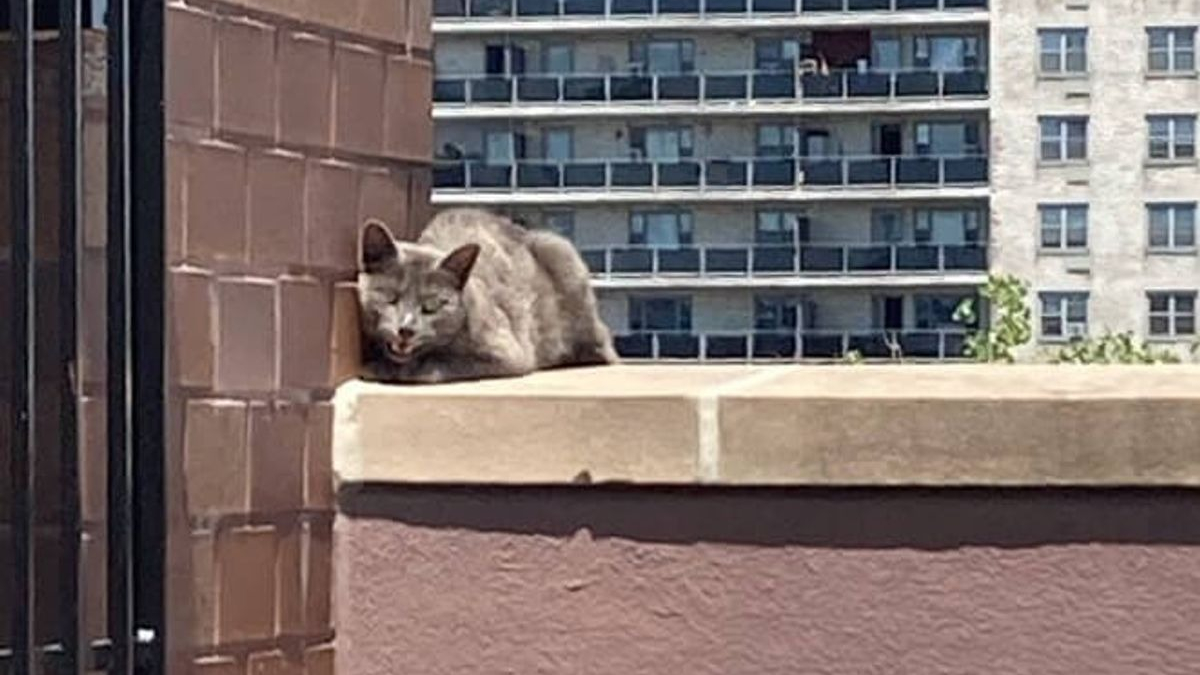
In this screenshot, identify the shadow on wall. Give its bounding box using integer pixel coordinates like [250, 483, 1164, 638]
[338, 484, 1200, 549]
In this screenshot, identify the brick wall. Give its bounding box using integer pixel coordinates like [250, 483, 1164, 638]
[163, 1, 432, 674]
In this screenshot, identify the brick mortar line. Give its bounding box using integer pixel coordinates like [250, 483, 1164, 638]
[694, 367, 796, 483]
[167, 127, 433, 174]
[192, 630, 335, 660]
[189, 509, 335, 533]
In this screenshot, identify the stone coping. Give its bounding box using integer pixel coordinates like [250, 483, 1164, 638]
[333, 365, 1200, 487]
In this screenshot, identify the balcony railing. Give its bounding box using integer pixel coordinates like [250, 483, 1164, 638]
[434, 69, 988, 106]
[581, 242, 987, 277]
[432, 155, 990, 192]
[613, 329, 969, 360]
[435, 0, 986, 19]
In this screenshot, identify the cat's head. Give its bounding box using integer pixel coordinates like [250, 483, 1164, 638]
[357, 219, 481, 365]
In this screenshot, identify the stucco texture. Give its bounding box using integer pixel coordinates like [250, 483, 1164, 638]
[336, 488, 1200, 675]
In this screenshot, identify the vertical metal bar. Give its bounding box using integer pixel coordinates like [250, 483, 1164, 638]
[107, 0, 135, 672]
[130, 0, 167, 669]
[8, 0, 36, 672]
[59, 0, 85, 673]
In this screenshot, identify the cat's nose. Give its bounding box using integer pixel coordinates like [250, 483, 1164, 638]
[396, 328, 416, 341]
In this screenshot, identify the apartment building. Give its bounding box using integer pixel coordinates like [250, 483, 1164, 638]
[430, 0, 1199, 361]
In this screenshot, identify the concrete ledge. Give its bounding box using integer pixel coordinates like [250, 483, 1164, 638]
[333, 365, 1200, 487]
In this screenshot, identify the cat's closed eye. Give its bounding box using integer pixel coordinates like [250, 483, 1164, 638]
[420, 297, 447, 314]
[374, 288, 400, 304]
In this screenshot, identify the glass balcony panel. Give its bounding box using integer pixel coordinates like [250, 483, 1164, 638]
[896, 157, 939, 184]
[516, 163, 561, 188]
[563, 0, 605, 13]
[611, 248, 654, 273]
[433, 79, 466, 103]
[752, 246, 796, 273]
[657, 247, 702, 273]
[801, 73, 843, 98]
[847, 246, 892, 272]
[752, 334, 797, 359]
[659, 334, 701, 358]
[562, 76, 605, 101]
[580, 249, 607, 274]
[705, 74, 749, 100]
[658, 161, 702, 187]
[895, 245, 939, 271]
[895, 71, 939, 97]
[944, 70, 987, 96]
[615, 334, 654, 358]
[705, 160, 748, 187]
[469, 0, 513, 15]
[704, 247, 750, 274]
[752, 159, 796, 186]
[847, 72, 890, 97]
[435, 0, 467, 16]
[800, 246, 844, 272]
[847, 157, 891, 184]
[611, 0, 652, 13]
[517, 0, 559, 14]
[800, 158, 844, 185]
[752, 72, 795, 99]
[611, 75, 653, 101]
[944, 156, 988, 183]
[563, 162, 606, 187]
[659, 75, 700, 100]
[517, 76, 560, 101]
[433, 163, 466, 188]
[944, 245, 987, 270]
[469, 77, 512, 102]
[706, 335, 749, 359]
[611, 162, 653, 187]
[800, 333, 844, 358]
[469, 164, 512, 188]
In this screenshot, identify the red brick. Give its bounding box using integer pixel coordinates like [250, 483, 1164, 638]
[217, 17, 276, 138]
[193, 657, 240, 675]
[384, 56, 432, 163]
[80, 397, 107, 524]
[305, 160, 358, 271]
[358, 167, 408, 232]
[167, 140, 185, 263]
[171, 268, 216, 388]
[330, 282, 362, 385]
[215, 278, 277, 393]
[279, 277, 332, 389]
[248, 402, 306, 513]
[334, 43, 385, 156]
[218, 526, 277, 642]
[278, 32, 332, 148]
[305, 403, 334, 510]
[183, 400, 249, 515]
[277, 525, 304, 635]
[408, 0, 433, 52]
[305, 521, 333, 633]
[187, 142, 248, 264]
[249, 650, 302, 675]
[167, 6, 215, 128]
[193, 530, 217, 646]
[248, 151, 306, 267]
[304, 644, 334, 675]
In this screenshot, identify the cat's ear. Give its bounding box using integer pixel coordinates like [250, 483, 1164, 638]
[360, 220, 398, 271]
[438, 243, 481, 290]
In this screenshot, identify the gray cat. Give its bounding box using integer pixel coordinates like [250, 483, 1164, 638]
[357, 208, 618, 384]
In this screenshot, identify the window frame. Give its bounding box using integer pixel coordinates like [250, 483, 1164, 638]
[1039, 291, 1090, 341]
[1038, 203, 1089, 252]
[1146, 114, 1197, 161]
[1039, 116, 1089, 162]
[1147, 26, 1197, 74]
[1147, 202, 1198, 251]
[629, 210, 694, 247]
[1038, 28, 1088, 75]
[628, 296, 693, 333]
[1147, 291, 1197, 339]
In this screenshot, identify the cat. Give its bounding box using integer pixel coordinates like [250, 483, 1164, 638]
[357, 208, 619, 384]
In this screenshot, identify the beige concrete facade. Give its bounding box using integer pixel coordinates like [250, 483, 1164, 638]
[990, 0, 1200, 358]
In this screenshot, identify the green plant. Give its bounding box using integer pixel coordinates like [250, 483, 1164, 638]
[953, 273, 1033, 363]
[1053, 331, 1182, 364]
[841, 349, 864, 365]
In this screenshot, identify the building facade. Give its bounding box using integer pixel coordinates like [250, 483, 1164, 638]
[430, 0, 1199, 361]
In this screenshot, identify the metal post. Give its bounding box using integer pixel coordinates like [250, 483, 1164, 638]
[107, 0, 136, 672]
[8, 0, 37, 671]
[59, 0, 85, 673]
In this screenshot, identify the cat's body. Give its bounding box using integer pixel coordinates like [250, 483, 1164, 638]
[358, 208, 618, 384]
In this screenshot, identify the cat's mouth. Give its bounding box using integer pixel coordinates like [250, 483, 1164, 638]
[384, 337, 418, 363]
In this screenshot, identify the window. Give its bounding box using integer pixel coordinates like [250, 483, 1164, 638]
[1040, 292, 1089, 340]
[544, 211, 574, 240]
[1148, 203, 1197, 250]
[541, 44, 574, 74]
[914, 35, 980, 71]
[915, 294, 973, 330]
[1148, 27, 1197, 73]
[871, 210, 904, 243]
[1148, 292, 1196, 338]
[1147, 115, 1196, 160]
[915, 120, 982, 156]
[1040, 117, 1088, 161]
[630, 39, 695, 74]
[629, 126, 694, 161]
[630, 211, 693, 247]
[755, 38, 800, 71]
[485, 44, 526, 75]
[1039, 204, 1088, 250]
[484, 131, 526, 164]
[542, 128, 573, 162]
[754, 296, 798, 331]
[756, 125, 795, 157]
[914, 209, 983, 244]
[756, 211, 803, 244]
[629, 297, 692, 332]
[1039, 29, 1088, 74]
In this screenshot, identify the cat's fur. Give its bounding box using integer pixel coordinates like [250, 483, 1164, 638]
[357, 208, 618, 384]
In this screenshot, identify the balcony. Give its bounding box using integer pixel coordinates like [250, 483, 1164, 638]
[433, 69, 988, 112]
[612, 329, 969, 361]
[432, 155, 990, 196]
[580, 242, 987, 280]
[435, 0, 987, 19]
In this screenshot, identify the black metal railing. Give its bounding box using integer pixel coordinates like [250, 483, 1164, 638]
[612, 329, 970, 361]
[2, 2, 165, 675]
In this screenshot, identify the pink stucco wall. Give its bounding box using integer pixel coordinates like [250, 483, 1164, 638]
[336, 488, 1200, 675]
